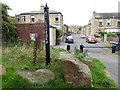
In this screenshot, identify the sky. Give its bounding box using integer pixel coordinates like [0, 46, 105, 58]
[1, 0, 120, 26]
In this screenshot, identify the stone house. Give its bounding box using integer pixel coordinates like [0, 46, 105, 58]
[82, 12, 120, 36]
[68, 25, 80, 34]
[81, 23, 91, 36]
[91, 12, 120, 36]
[15, 5, 63, 30]
[63, 24, 68, 34]
[15, 5, 62, 45]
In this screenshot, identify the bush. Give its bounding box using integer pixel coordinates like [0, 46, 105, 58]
[74, 49, 88, 61]
[2, 44, 73, 88]
[56, 29, 63, 38]
[107, 32, 117, 38]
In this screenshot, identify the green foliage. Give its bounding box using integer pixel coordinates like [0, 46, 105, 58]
[2, 43, 116, 88]
[56, 29, 63, 38]
[74, 49, 88, 61]
[1, 3, 18, 44]
[99, 30, 104, 39]
[116, 50, 120, 56]
[84, 58, 116, 88]
[2, 44, 73, 88]
[75, 50, 116, 88]
[107, 32, 117, 38]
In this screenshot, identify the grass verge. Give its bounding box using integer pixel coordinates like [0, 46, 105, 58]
[2, 44, 73, 88]
[75, 50, 117, 88]
[2, 44, 117, 88]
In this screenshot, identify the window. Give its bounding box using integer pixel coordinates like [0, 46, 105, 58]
[118, 21, 120, 27]
[55, 17, 59, 22]
[31, 16, 35, 22]
[22, 16, 26, 22]
[99, 20, 103, 26]
[106, 20, 111, 26]
[17, 18, 19, 22]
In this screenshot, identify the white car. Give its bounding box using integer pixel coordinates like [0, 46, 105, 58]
[80, 34, 86, 38]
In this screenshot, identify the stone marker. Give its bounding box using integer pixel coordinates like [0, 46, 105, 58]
[59, 52, 92, 87]
[17, 69, 55, 85]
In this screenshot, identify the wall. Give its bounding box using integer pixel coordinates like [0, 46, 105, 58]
[16, 22, 44, 42]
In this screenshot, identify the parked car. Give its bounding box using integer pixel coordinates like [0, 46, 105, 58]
[86, 36, 97, 43]
[80, 34, 86, 38]
[65, 36, 74, 43]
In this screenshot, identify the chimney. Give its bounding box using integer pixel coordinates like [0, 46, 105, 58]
[40, 4, 44, 12]
[93, 11, 96, 14]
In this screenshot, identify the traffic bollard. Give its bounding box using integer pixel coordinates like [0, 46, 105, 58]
[67, 44, 70, 51]
[80, 44, 84, 52]
[112, 44, 116, 53]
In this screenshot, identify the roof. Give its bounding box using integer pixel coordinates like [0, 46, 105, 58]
[94, 12, 120, 19]
[68, 25, 80, 29]
[18, 10, 63, 16]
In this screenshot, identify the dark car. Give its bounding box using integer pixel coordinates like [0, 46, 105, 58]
[65, 36, 74, 43]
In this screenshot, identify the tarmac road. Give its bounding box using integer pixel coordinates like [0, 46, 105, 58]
[56, 34, 119, 87]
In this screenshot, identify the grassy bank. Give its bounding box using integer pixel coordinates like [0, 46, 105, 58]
[2, 44, 117, 88]
[75, 50, 117, 88]
[2, 44, 73, 88]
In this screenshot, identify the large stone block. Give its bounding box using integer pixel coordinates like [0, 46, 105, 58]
[17, 69, 55, 85]
[59, 52, 92, 87]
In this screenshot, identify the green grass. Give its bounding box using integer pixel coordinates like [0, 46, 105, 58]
[74, 50, 117, 88]
[2, 43, 117, 88]
[88, 58, 116, 88]
[2, 44, 74, 88]
[116, 50, 120, 56]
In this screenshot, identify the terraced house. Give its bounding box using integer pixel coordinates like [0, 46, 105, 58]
[15, 5, 63, 30]
[82, 12, 120, 36]
[15, 5, 63, 45]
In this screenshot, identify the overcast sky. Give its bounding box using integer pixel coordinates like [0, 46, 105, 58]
[1, 0, 120, 26]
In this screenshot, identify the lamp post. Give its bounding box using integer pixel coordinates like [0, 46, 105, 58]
[44, 4, 50, 66]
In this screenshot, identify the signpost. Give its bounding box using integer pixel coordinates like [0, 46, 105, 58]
[44, 4, 50, 66]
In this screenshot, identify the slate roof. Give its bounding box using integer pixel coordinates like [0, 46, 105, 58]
[94, 13, 120, 19]
[19, 10, 63, 16]
[68, 25, 80, 29]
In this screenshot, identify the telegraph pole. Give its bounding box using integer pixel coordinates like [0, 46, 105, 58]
[44, 3, 50, 66]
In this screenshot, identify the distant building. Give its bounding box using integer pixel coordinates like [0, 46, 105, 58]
[15, 5, 63, 30]
[91, 12, 120, 35]
[81, 20, 91, 36]
[68, 25, 80, 33]
[63, 24, 68, 34]
[82, 12, 120, 36]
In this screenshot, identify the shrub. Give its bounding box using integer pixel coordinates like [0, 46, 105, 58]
[107, 32, 117, 38]
[74, 49, 88, 61]
[56, 29, 63, 38]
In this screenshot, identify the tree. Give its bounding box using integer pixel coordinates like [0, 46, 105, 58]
[1, 3, 17, 44]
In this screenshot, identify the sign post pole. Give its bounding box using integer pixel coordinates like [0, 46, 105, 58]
[44, 4, 50, 66]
